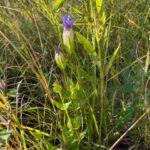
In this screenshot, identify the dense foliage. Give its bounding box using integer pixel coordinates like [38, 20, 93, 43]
[0, 0, 149, 149]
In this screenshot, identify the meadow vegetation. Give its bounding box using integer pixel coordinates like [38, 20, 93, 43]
[0, 0, 150, 149]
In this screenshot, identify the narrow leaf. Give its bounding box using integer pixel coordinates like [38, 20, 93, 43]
[53, 82, 62, 94]
[30, 130, 42, 140]
[144, 50, 149, 74]
[96, 0, 102, 13]
[73, 7, 82, 15]
[75, 32, 97, 57]
[53, 0, 65, 11]
[0, 130, 12, 140]
[8, 88, 17, 97]
[53, 100, 71, 110]
[106, 43, 121, 74]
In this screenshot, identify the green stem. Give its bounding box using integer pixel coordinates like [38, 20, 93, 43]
[98, 43, 105, 144]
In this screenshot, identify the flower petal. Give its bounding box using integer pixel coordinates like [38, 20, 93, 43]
[62, 14, 77, 29]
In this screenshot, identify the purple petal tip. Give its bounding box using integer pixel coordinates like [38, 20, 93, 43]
[62, 14, 77, 29]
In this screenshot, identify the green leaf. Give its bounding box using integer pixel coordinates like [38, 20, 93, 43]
[53, 82, 62, 94]
[8, 88, 17, 97]
[106, 43, 121, 74]
[0, 130, 12, 147]
[70, 82, 80, 100]
[100, 11, 106, 24]
[43, 139, 61, 150]
[73, 7, 82, 15]
[75, 32, 97, 57]
[79, 130, 86, 141]
[144, 50, 149, 74]
[30, 130, 42, 140]
[53, 100, 71, 110]
[53, 0, 65, 11]
[72, 116, 81, 130]
[96, 0, 102, 13]
[0, 130, 12, 140]
[96, 11, 106, 42]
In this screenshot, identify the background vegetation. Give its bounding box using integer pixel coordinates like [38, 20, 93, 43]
[0, 0, 149, 149]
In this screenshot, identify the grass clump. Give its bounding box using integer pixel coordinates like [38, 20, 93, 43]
[0, 0, 149, 149]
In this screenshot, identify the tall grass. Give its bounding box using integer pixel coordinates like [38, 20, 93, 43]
[0, 0, 149, 149]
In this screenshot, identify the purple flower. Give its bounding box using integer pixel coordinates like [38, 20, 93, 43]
[62, 14, 77, 29]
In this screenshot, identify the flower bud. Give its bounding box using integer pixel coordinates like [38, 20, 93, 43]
[55, 47, 66, 70]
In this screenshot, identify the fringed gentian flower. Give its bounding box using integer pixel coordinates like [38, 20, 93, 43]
[62, 14, 77, 54]
[55, 47, 66, 70]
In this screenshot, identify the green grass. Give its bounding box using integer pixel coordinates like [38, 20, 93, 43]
[0, 0, 149, 149]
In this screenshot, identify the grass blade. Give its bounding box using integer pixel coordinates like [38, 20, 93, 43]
[106, 43, 121, 74]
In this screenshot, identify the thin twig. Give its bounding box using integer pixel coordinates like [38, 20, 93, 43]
[109, 108, 150, 150]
